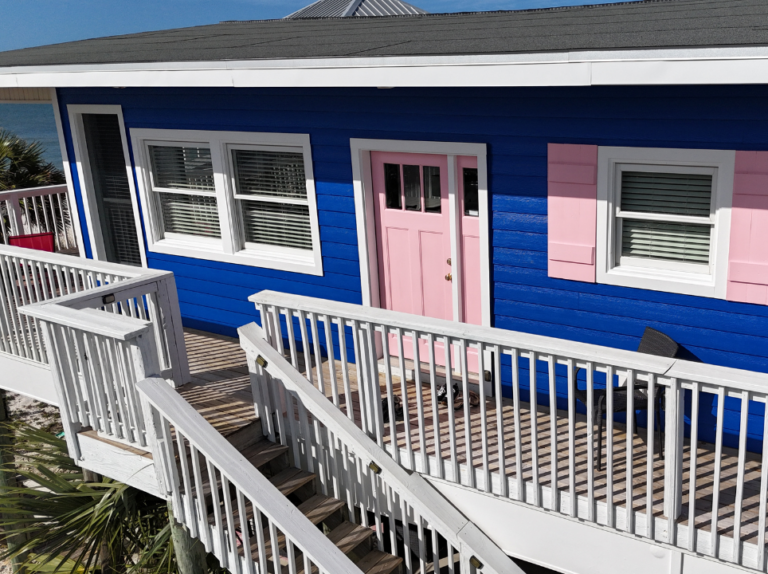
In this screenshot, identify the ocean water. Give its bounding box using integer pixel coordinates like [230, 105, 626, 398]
[0, 103, 63, 168]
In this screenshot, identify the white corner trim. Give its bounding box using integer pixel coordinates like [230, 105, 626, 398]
[596, 146, 734, 299]
[67, 104, 147, 267]
[5, 46, 768, 88]
[349, 138, 491, 327]
[50, 89, 85, 257]
[130, 127, 324, 276]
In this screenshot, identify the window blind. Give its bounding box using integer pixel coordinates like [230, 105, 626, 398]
[150, 146, 215, 191]
[232, 149, 306, 199]
[232, 149, 313, 251]
[620, 171, 712, 216]
[241, 201, 312, 250]
[619, 170, 713, 265]
[159, 194, 221, 238]
[622, 219, 711, 263]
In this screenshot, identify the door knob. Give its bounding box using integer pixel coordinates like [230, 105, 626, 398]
[445, 273, 452, 282]
[446, 258, 451, 265]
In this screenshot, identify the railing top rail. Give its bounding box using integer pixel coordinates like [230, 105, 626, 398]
[238, 322, 520, 574]
[137, 376, 362, 574]
[249, 290, 768, 394]
[0, 244, 144, 279]
[0, 184, 68, 199]
[21, 305, 150, 340]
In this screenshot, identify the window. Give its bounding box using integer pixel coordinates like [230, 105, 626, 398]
[132, 129, 322, 275]
[382, 162, 442, 214]
[597, 147, 735, 298]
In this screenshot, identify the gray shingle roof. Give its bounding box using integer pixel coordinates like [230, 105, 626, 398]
[1, 0, 768, 68]
[285, 0, 427, 19]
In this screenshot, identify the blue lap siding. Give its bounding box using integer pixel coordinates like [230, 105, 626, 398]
[56, 85, 768, 449]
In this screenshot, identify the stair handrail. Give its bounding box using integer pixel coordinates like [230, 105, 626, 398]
[239, 322, 521, 574]
[137, 377, 364, 574]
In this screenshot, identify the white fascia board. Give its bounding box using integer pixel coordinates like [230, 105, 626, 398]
[3, 46, 768, 88]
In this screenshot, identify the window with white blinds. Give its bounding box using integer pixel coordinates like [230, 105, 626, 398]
[596, 146, 735, 299]
[133, 129, 322, 275]
[149, 145, 221, 239]
[617, 170, 714, 266]
[231, 148, 313, 251]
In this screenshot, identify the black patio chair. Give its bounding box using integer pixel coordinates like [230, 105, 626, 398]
[574, 327, 679, 471]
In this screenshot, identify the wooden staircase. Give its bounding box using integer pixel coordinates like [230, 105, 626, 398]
[196, 429, 405, 574]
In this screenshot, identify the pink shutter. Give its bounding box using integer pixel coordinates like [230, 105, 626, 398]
[727, 151, 768, 304]
[547, 143, 598, 283]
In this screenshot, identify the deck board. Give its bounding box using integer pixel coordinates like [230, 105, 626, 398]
[180, 328, 766, 548]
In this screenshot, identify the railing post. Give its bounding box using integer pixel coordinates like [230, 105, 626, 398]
[663, 378, 684, 528]
[154, 274, 190, 386]
[6, 195, 23, 237]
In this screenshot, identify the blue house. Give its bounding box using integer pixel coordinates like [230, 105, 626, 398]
[1, 2, 768, 573]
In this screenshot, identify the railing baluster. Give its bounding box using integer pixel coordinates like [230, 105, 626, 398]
[606, 364, 614, 528]
[548, 355, 558, 512]
[208, 461, 227, 567]
[297, 309, 315, 387]
[252, 504, 268, 574]
[412, 330, 428, 474]
[711, 386, 725, 558]
[494, 346, 507, 498]
[478, 343, 490, 493]
[687, 382, 700, 553]
[381, 325, 399, 460]
[336, 317, 354, 421]
[567, 359, 576, 518]
[444, 335, 459, 483]
[236, 491, 254, 574]
[529, 352, 540, 507]
[427, 333, 443, 480]
[350, 319, 369, 435]
[626, 369, 635, 534]
[732, 390, 749, 564]
[322, 314, 339, 407]
[223, 475, 242, 574]
[364, 323, 385, 449]
[758, 395, 768, 571]
[460, 339, 473, 488]
[509, 348, 523, 502]
[646, 373, 656, 541]
[177, 431, 198, 539]
[397, 327, 414, 470]
[191, 444, 210, 551]
[586, 361, 595, 522]
[309, 312, 326, 396]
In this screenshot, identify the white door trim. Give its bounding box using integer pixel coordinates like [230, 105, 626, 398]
[67, 104, 147, 267]
[50, 89, 85, 257]
[350, 138, 491, 327]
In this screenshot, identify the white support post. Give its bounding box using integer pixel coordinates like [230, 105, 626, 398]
[155, 274, 190, 386]
[663, 378, 684, 524]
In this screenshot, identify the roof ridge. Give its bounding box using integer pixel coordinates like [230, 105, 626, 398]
[221, 0, 687, 24]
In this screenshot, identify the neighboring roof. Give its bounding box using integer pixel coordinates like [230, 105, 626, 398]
[285, 0, 426, 19]
[1, 0, 767, 68]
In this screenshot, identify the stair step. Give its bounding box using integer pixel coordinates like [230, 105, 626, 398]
[239, 439, 289, 470]
[270, 468, 316, 497]
[356, 551, 404, 574]
[327, 521, 375, 555]
[297, 495, 346, 526]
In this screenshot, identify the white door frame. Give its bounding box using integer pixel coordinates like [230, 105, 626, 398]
[67, 104, 147, 267]
[349, 138, 491, 328]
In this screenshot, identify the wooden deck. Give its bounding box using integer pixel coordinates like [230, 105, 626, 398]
[181, 328, 764, 549]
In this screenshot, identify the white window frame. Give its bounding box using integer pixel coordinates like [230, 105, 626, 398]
[68, 104, 147, 266]
[131, 128, 323, 276]
[597, 146, 735, 299]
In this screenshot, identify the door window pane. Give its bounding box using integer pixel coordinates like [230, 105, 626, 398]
[384, 163, 401, 209]
[463, 168, 479, 216]
[403, 165, 421, 211]
[424, 166, 441, 213]
[82, 114, 142, 266]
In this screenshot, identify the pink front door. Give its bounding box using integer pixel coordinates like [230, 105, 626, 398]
[372, 151, 482, 372]
[372, 152, 453, 324]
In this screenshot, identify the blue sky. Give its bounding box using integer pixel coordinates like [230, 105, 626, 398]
[0, 0, 630, 53]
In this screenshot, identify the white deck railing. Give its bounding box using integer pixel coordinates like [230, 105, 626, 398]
[240, 322, 520, 574]
[250, 290, 768, 572]
[0, 185, 77, 252]
[0, 246, 189, 455]
[138, 376, 362, 574]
